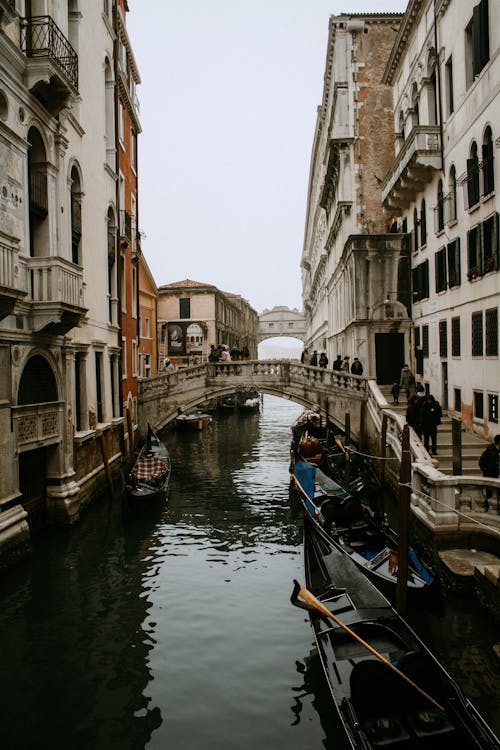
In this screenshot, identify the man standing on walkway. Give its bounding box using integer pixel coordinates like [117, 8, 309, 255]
[399, 364, 416, 401]
[479, 435, 500, 512]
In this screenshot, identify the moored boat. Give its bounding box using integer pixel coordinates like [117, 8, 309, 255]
[291, 516, 499, 750]
[175, 411, 212, 430]
[125, 425, 171, 503]
[239, 392, 262, 411]
[290, 459, 436, 604]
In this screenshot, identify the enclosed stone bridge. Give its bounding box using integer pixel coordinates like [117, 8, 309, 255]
[138, 360, 500, 538]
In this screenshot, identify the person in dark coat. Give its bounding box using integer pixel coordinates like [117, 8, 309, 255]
[479, 434, 500, 510]
[310, 350, 318, 367]
[405, 395, 422, 439]
[351, 357, 363, 375]
[332, 355, 342, 371]
[391, 381, 401, 405]
[421, 394, 442, 455]
[319, 352, 328, 368]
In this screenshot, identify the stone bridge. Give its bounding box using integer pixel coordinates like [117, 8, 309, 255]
[138, 361, 500, 538]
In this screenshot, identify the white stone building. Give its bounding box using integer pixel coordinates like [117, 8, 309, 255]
[382, 0, 499, 438]
[0, 1, 126, 567]
[301, 14, 412, 384]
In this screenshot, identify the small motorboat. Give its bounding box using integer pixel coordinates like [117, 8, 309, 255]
[239, 392, 262, 411]
[175, 411, 212, 431]
[291, 516, 499, 750]
[125, 425, 171, 503]
[290, 459, 436, 605]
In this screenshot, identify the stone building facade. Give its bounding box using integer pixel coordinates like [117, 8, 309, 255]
[301, 14, 413, 384]
[381, 0, 499, 437]
[0, 1, 140, 570]
[157, 279, 258, 367]
[138, 252, 158, 380]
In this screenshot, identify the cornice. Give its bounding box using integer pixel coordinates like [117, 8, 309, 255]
[117, 68, 142, 134]
[116, 9, 141, 84]
[383, 0, 426, 85]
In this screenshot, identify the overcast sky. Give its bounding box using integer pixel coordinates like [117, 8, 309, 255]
[127, 1, 408, 316]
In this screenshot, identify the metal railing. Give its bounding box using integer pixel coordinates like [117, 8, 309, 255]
[381, 126, 441, 199]
[21, 15, 78, 90]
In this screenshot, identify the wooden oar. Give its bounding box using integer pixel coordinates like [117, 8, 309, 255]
[292, 580, 444, 712]
[291, 473, 320, 515]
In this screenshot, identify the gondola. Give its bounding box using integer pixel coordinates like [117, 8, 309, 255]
[125, 425, 171, 503]
[239, 392, 262, 411]
[291, 515, 499, 750]
[290, 459, 436, 604]
[175, 411, 212, 430]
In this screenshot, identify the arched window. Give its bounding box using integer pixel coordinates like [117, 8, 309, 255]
[448, 165, 457, 223]
[70, 164, 82, 264]
[18, 355, 58, 405]
[420, 199, 427, 245]
[467, 141, 480, 208]
[436, 179, 444, 233]
[398, 111, 405, 142]
[27, 127, 48, 258]
[482, 126, 494, 196]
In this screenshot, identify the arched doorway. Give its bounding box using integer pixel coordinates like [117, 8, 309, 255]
[17, 355, 59, 532]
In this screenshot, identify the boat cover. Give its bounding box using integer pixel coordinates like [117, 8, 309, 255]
[132, 457, 168, 480]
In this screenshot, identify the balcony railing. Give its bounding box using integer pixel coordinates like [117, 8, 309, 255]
[12, 402, 63, 452]
[381, 126, 441, 210]
[21, 15, 78, 90]
[27, 256, 84, 307]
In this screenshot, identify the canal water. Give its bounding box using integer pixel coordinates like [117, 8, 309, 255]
[0, 395, 499, 749]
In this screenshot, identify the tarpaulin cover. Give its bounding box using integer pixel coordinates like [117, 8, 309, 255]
[293, 460, 317, 500]
[132, 457, 168, 480]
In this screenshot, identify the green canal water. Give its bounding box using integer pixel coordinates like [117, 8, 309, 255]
[0, 395, 498, 749]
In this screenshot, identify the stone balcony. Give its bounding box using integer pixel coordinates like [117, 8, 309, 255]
[381, 126, 442, 213]
[0, 241, 28, 320]
[12, 401, 63, 452]
[27, 255, 87, 334]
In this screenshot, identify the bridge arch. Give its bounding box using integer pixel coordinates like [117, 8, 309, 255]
[257, 306, 306, 344]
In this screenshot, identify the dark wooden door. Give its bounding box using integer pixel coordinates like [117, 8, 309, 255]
[375, 333, 405, 385]
[19, 449, 47, 533]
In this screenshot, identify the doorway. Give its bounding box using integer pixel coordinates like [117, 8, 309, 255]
[375, 332, 405, 385]
[441, 361, 448, 410]
[19, 448, 47, 533]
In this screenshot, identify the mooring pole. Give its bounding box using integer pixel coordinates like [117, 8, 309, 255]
[396, 424, 411, 615]
[380, 412, 388, 485]
[344, 412, 351, 488]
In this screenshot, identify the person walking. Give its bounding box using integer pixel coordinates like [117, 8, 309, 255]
[319, 352, 328, 368]
[399, 364, 416, 401]
[351, 357, 363, 375]
[421, 394, 442, 455]
[300, 347, 310, 365]
[405, 394, 423, 439]
[332, 355, 342, 371]
[310, 350, 318, 367]
[479, 434, 500, 511]
[391, 381, 401, 405]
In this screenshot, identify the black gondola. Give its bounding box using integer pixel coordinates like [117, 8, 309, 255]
[291, 515, 500, 750]
[290, 459, 436, 604]
[125, 425, 171, 503]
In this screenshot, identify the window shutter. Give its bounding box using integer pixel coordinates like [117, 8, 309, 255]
[472, 3, 482, 76]
[479, 0, 490, 69]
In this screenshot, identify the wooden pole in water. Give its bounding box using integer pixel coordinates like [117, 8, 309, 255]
[452, 417, 462, 476]
[344, 412, 351, 487]
[126, 406, 135, 461]
[396, 424, 411, 615]
[98, 430, 114, 498]
[359, 401, 366, 451]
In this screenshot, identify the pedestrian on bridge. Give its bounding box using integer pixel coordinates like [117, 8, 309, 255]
[479, 434, 500, 511]
[332, 355, 342, 371]
[400, 364, 416, 401]
[310, 350, 318, 366]
[340, 356, 350, 372]
[319, 352, 328, 368]
[421, 394, 442, 456]
[351, 357, 363, 375]
[301, 348, 310, 365]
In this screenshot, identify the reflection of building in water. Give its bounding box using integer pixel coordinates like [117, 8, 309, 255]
[157, 279, 258, 367]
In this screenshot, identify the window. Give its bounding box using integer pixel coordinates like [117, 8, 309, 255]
[447, 239, 461, 287]
[439, 320, 447, 357]
[132, 340, 138, 376]
[145, 317, 151, 338]
[482, 126, 494, 196]
[131, 265, 137, 318]
[412, 259, 429, 301]
[122, 337, 127, 378]
[435, 247, 447, 292]
[95, 351, 104, 423]
[485, 307, 498, 356]
[466, 142, 480, 208]
[118, 101, 124, 145]
[413, 208, 419, 252]
[467, 225, 481, 278]
[422, 325, 429, 358]
[179, 298, 190, 319]
[474, 391, 484, 419]
[465, 0, 490, 87]
[446, 166, 457, 224]
[489, 393, 499, 423]
[420, 200, 427, 245]
[445, 56, 454, 115]
[483, 213, 499, 273]
[454, 388, 461, 411]
[144, 354, 151, 378]
[472, 311, 483, 355]
[435, 179, 444, 232]
[451, 316, 461, 356]
[70, 165, 82, 265]
[415, 326, 421, 348]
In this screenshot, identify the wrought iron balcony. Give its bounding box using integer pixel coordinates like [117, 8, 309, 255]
[381, 126, 442, 213]
[21, 15, 78, 115]
[27, 255, 87, 334]
[120, 210, 132, 247]
[0, 242, 28, 320]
